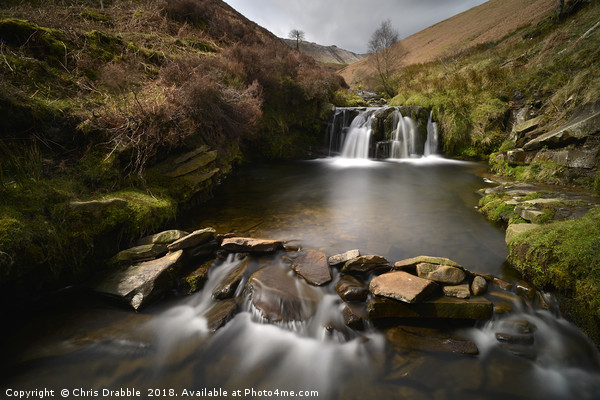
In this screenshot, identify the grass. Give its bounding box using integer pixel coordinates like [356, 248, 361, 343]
[508, 206, 600, 342]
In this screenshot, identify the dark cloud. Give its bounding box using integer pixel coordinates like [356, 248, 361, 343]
[224, 0, 488, 53]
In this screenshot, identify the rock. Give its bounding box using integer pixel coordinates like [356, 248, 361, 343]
[136, 230, 190, 246]
[165, 150, 217, 178]
[369, 271, 439, 304]
[328, 249, 360, 266]
[342, 302, 368, 330]
[514, 115, 543, 136]
[188, 240, 219, 260]
[220, 237, 283, 253]
[495, 332, 535, 345]
[212, 259, 248, 300]
[167, 228, 216, 252]
[492, 278, 515, 291]
[95, 250, 184, 310]
[385, 325, 479, 355]
[367, 295, 494, 320]
[471, 276, 488, 296]
[173, 145, 209, 164]
[506, 148, 536, 165]
[336, 275, 369, 301]
[205, 299, 238, 332]
[505, 223, 540, 243]
[69, 198, 128, 218]
[519, 208, 545, 222]
[393, 255, 462, 271]
[523, 107, 600, 151]
[111, 244, 168, 265]
[443, 284, 471, 299]
[416, 263, 466, 285]
[341, 255, 389, 274]
[291, 250, 332, 286]
[246, 265, 321, 322]
[183, 260, 213, 293]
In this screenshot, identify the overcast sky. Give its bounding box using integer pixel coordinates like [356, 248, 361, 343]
[223, 0, 489, 54]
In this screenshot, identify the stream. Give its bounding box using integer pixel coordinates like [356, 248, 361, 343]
[2, 157, 600, 400]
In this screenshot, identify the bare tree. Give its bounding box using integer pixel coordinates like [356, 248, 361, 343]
[288, 29, 305, 50]
[368, 20, 400, 97]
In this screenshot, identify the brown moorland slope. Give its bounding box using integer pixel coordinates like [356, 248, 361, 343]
[341, 0, 555, 88]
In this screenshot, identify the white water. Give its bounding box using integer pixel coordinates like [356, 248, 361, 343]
[424, 110, 439, 156]
[340, 110, 375, 158]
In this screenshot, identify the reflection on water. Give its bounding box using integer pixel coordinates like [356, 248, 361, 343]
[3, 157, 600, 400]
[184, 157, 507, 275]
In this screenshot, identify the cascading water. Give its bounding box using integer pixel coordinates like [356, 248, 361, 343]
[340, 109, 376, 158]
[424, 110, 439, 156]
[328, 106, 438, 159]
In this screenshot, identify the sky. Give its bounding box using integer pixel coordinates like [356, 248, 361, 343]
[223, 0, 489, 54]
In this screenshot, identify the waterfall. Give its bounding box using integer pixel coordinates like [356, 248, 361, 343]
[328, 106, 438, 160]
[340, 109, 375, 159]
[424, 110, 439, 156]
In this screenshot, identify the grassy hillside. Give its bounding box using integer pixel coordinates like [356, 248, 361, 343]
[341, 0, 556, 89]
[0, 0, 341, 295]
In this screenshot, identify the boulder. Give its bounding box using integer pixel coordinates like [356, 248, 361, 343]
[136, 230, 190, 246]
[111, 244, 168, 265]
[246, 265, 321, 322]
[95, 250, 184, 310]
[369, 271, 439, 304]
[519, 208, 545, 222]
[167, 228, 216, 252]
[212, 259, 248, 300]
[205, 299, 239, 332]
[442, 284, 471, 299]
[416, 263, 466, 285]
[336, 275, 369, 301]
[220, 237, 283, 253]
[291, 250, 332, 286]
[505, 223, 540, 243]
[367, 295, 493, 320]
[328, 249, 360, 266]
[393, 255, 462, 271]
[341, 255, 389, 274]
[471, 276, 488, 296]
[513, 115, 543, 135]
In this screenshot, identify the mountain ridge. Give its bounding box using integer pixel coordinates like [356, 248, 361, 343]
[281, 38, 365, 66]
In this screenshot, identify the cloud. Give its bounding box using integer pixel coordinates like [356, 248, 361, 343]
[224, 0, 488, 53]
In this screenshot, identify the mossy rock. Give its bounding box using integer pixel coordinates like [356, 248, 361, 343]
[0, 19, 70, 66]
[80, 10, 111, 23]
[85, 30, 125, 61]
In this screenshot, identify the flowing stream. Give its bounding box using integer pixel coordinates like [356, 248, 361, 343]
[2, 116, 600, 399]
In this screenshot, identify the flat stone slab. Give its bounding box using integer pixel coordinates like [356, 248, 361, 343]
[328, 249, 360, 266]
[292, 250, 332, 286]
[393, 256, 462, 271]
[165, 150, 217, 178]
[385, 325, 479, 355]
[341, 255, 389, 274]
[111, 243, 168, 265]
[167, 228, 216, 251]
[246, 265, 320, 322]
[367, 295, 493, 320]
[221, 237, 284, 253]
[369, 271, 439, 304]
[95, 250, 184, 310]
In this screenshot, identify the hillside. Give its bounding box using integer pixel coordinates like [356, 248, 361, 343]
[0, 0, 341, 296]
[282, 38, 365, 67]
[341, 0, 556, 88]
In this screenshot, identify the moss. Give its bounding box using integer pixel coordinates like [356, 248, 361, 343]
[508, 206, 600, 342]
[80, 10, 111, 23]
[594, 171, 600, 196]
[332, 90, 367, 107]
[0, 19, 70, 66]
[479, 197, 516, 224]
[179, 37, 215, 53]
[85, 30, 125, 61]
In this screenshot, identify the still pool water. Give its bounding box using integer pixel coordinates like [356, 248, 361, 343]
[2, 157, 599, 400]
